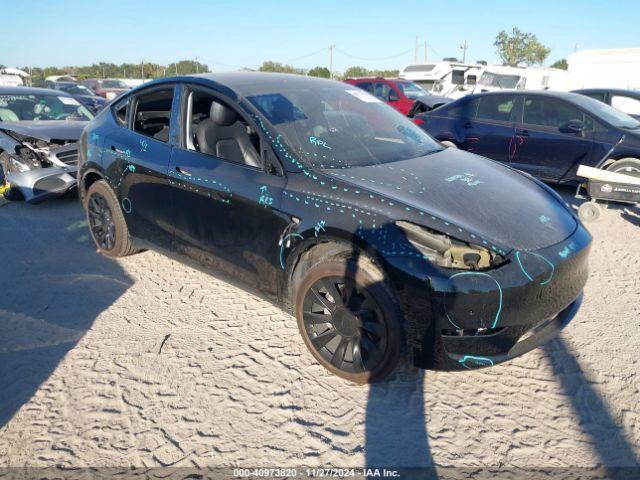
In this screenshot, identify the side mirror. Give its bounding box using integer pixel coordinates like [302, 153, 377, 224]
[560, 119, 584, 134]
[388, 91, 400, 102]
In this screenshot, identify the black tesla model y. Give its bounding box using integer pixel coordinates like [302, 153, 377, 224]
[79, 73, 591, 383]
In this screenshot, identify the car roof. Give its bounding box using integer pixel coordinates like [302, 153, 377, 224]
[462, 90, 589, 102]
[127, 72, 358, 100]
[573, 88, 640, 96]
[0, 86, 73, 96]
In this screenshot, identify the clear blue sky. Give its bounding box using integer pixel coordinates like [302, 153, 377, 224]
[3, 0, 639, 72]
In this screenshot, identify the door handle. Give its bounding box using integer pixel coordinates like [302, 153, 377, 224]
[176, 166, 192, 177]
[515, 129, 530, 137]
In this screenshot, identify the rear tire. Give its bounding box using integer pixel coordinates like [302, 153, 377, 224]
[84, 180, 138, 258]
[607, 158, 640, 178]
[294, 251, 403, 384]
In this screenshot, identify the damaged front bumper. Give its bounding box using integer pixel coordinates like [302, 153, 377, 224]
[6, 166, 77, 203]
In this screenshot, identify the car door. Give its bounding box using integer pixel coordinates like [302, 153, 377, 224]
[102, 87, 177, 249]
[511, 95, 594, 182]
[457, 94, 516, 162]
[168, 87, 289, 294]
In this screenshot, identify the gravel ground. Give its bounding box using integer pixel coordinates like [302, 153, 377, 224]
[0, 190, 638, 474]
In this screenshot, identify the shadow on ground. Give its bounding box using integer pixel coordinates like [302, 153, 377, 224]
[0, 199, 132, 428]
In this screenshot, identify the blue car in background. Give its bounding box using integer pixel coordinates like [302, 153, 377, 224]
[415, 91, 640, 183]
[48, 81, 107, 114]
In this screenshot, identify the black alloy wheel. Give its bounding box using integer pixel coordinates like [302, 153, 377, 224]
[87, 192, 116, 250]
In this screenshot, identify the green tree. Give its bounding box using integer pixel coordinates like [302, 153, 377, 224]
[307, 66, 330, 78]
[166, 60, 210, 76]
[550, 58, 568, 70]
[259, 61, 304, 74]
[494, 28, 550, 66]
[343, 66, 369, 78]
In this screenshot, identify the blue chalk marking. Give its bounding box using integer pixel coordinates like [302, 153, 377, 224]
[515, 251, 555, 285]
[121, 197, 132, 214]
[539, 215, 551, 224]
[449, 271, 503, 329]
[458, 355, 494, 369]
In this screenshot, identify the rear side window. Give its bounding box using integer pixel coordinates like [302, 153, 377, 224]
[584, 91, 607, 102]
[444, 99, 479, 119]
[355, 81, 373, 93]
[523, 96, 584, 129]
[133, 88, 174, 142]
[611, 94, 640, 116]
[475, 96, 515, 122]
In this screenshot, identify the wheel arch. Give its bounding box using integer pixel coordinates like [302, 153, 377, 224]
[80, 168, 105, 201]
[282, 227, 389, 308]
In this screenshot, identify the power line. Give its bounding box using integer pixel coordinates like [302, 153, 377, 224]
[284, 47, 328, 64]
[333, 47, 414, 62]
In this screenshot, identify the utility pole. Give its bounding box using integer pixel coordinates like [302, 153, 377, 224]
[195, 56, 200, 73]
[141, 59, 144, 80]
[460, 40, 468, 63]
[424, 40, 428, 63]
[328, 44, 335, 80]
[175, 63, 178, 75]
[414, 36, 419, 64]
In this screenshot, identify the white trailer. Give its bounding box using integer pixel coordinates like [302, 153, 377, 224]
[568, 48, 640, 90]
[399, 61, 485, 98]
[472, 65, 572, 93]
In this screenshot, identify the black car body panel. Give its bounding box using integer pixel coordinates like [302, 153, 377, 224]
[78, 73, 592, 371]
[416, 90, 640, 184]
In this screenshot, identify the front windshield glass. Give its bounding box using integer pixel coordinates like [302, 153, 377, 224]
[247, 82, 442, 169]
[478, 72, 521, 89]
[0, 94, 94, 121]
[101, 79, 127, 89]
[396, 81, 428, 99]
[59, 84, 94, 96]
[571, 94, 640, 129]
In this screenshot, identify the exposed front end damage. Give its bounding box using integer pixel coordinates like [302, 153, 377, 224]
[1, 130, 80, 203]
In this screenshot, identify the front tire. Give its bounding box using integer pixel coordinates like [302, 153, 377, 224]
[294, 252, 403, 384]
[84, 180, 138, 258]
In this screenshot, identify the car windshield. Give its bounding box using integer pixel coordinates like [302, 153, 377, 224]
[396, 81, 428, 99]
[478, 72, 521, 89]
[0, 93, 94, 121]
[101, 79, 127, 89]
[58, 84, 95, 96]
[246, 82, 442, 169]
[571, 94, 640, 129]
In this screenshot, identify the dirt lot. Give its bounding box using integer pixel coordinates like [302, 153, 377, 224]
[0, 190, 638, 473]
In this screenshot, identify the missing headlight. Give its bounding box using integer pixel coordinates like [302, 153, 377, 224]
[396, 220, 506, 270]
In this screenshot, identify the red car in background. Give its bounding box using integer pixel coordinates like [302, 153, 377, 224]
[344, 77, 451, 116]
[82, 78, 129, 100]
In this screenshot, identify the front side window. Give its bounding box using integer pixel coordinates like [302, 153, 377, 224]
[611, 95, 640, 116]
[523, 97, 584, 129]
[113, 98, 129, 126]
[185, 90, 262, 168]
[395, 81, 428, 99]
[475, 96, 515, 122]
[246, 82, 442, 169]
[372, 82, 393, 101]
[133, 88, 174, 142]
[0, 93, 94, 122]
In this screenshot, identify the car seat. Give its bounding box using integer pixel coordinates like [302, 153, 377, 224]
[196, 101, 261, 168]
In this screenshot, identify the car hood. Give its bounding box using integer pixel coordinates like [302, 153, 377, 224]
[325, 148, 577, 251]
[414, 94, 452, 108]
[0, 121, 86, 142]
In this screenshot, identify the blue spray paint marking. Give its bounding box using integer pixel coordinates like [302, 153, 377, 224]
[314, 220, 326, 237]
[279, 233, 304, 269]
[458, 355, 494, 369]
[445, 173, 484, 187]
[309, 136, 331, 149]
[139, 138, 149, 152]
[258, 185, 274, 207]
[515, 251, 555, 285]
[121, 197, 132, 214]
[449, 271, 503, 329]
[539, 215, 551, 224]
